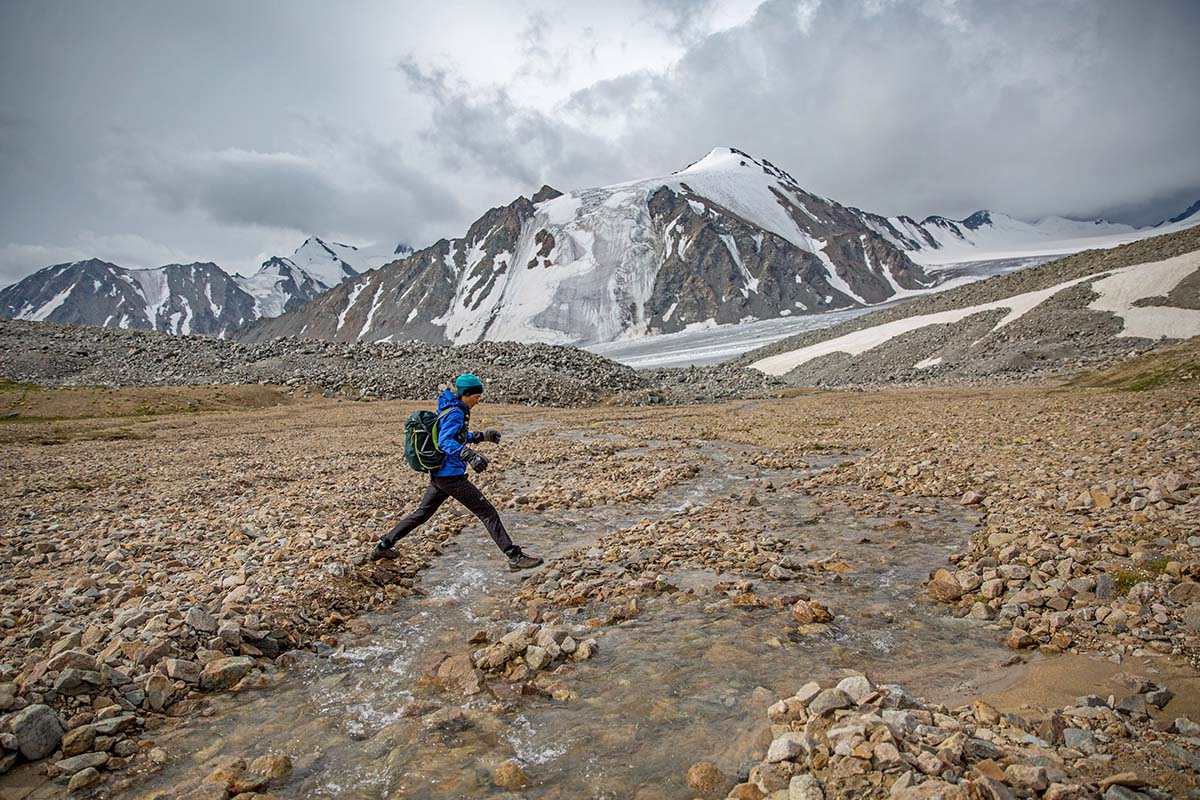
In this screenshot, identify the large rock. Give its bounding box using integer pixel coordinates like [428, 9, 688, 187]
[199, 657, 255, 691]
[927, 569, 965, 602]
[185, 606, 218, 633]
[10, 704, 63, 760]
[54, 751, 108, 775]
[432, 653, 484, 695]
[687, 761, 734, 798]
[790, 773, 826, 800]
[767, 732, 815, 763]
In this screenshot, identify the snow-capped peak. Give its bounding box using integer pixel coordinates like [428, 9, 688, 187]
[288, 237, 361, 288]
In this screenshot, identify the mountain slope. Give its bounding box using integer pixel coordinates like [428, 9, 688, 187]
[240, 147, 934, 346]
[734, 226, 1200, 386]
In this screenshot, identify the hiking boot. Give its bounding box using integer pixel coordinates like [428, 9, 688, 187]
[508, 550, 543, 571]
[370, 543, 401, 562]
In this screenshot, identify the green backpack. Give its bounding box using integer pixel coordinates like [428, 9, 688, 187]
[403, 407, 467, 472]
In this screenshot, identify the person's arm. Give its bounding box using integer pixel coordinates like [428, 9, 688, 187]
[437, 409, 468, 457]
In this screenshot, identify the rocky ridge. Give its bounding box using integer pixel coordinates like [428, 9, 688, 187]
[0, 317, 785, 407]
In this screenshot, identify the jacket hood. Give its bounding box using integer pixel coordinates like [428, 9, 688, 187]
[437, 388, 466, 413]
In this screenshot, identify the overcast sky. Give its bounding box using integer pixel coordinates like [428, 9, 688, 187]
[1, 0, 1197, 286]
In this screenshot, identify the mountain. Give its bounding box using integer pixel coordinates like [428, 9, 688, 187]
[0, 237, 385, 336]
[239, 147, 936, 346]
[733, 225, 1200, 386]
[853, 202, 1200, 268]
[1161, 199, 1200, 226]
[0, 259, 260, 336]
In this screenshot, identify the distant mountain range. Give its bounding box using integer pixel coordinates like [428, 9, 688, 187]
[0, 238, 406, 336]
[855, 206, 1199, 268]
[3, 147, 1197, 345]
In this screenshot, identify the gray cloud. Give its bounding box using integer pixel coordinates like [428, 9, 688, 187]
[403, 0, 1200, 222]
[1, 0, 1198, 288]
[397, 57, 624, 190]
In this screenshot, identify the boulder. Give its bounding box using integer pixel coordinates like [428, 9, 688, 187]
[199, 657, 255, 691]
[10, 704, 63, 760]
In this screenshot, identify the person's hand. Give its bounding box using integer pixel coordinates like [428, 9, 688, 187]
[480, 429, 502, 443]
[461, 447, 490, 473]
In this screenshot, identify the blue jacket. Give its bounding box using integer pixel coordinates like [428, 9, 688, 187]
[433, 388, 481, 477]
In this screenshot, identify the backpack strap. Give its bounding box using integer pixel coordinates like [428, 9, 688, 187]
[430, 407, 457, 453]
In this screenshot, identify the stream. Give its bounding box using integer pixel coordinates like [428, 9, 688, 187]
[126, 425, 1012, 799]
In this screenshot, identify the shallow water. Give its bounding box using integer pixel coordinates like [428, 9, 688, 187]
[126, 428, 1011, 799]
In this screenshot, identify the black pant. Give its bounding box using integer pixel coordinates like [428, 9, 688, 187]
[381, 474, 517, 556]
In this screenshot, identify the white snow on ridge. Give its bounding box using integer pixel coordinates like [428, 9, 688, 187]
[905, 212, 1199, 268]
[336, 279, 368, 332]
[22, 285, 74, 322]
[749, 252, 1200, 376]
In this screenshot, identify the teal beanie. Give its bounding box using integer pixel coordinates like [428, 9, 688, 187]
[455, 373, 484, 395]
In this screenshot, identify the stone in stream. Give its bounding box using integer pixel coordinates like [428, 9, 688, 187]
[432, 653, 484, 695]
[199, 656, 255, 691]
[790, 600, 833, 624]
[249, 753, 292, 780]
[686, 761, 734, 798]
[524, 645, 551, 671]
[834, 674, 875, 704]
[10, 704, 63, 760]
[492, 759, 527, 788]
[927, 569, 965, 602]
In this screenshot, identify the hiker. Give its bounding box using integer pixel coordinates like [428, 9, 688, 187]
[370, 373, 544, 571]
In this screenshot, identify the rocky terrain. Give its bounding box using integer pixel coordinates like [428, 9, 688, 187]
[0, 317, 784, 408]
[0, 347, 1195, 797]
[736, 227, 1200, 387]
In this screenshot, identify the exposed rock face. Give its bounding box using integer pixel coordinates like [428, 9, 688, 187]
[239, 148, 932, 346]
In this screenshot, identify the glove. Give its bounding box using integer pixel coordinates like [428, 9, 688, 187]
[461, 447, 489, 473]
[480, 429, 502, 443]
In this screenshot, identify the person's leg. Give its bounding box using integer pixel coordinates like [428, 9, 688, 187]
[436, 475, 518, 557]
[380, 481, 449, 548]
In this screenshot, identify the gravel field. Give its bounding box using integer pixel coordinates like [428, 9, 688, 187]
[0, 345, 1196, 797]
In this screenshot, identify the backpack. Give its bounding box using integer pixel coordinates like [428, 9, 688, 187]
[403, 407, 468, 472]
